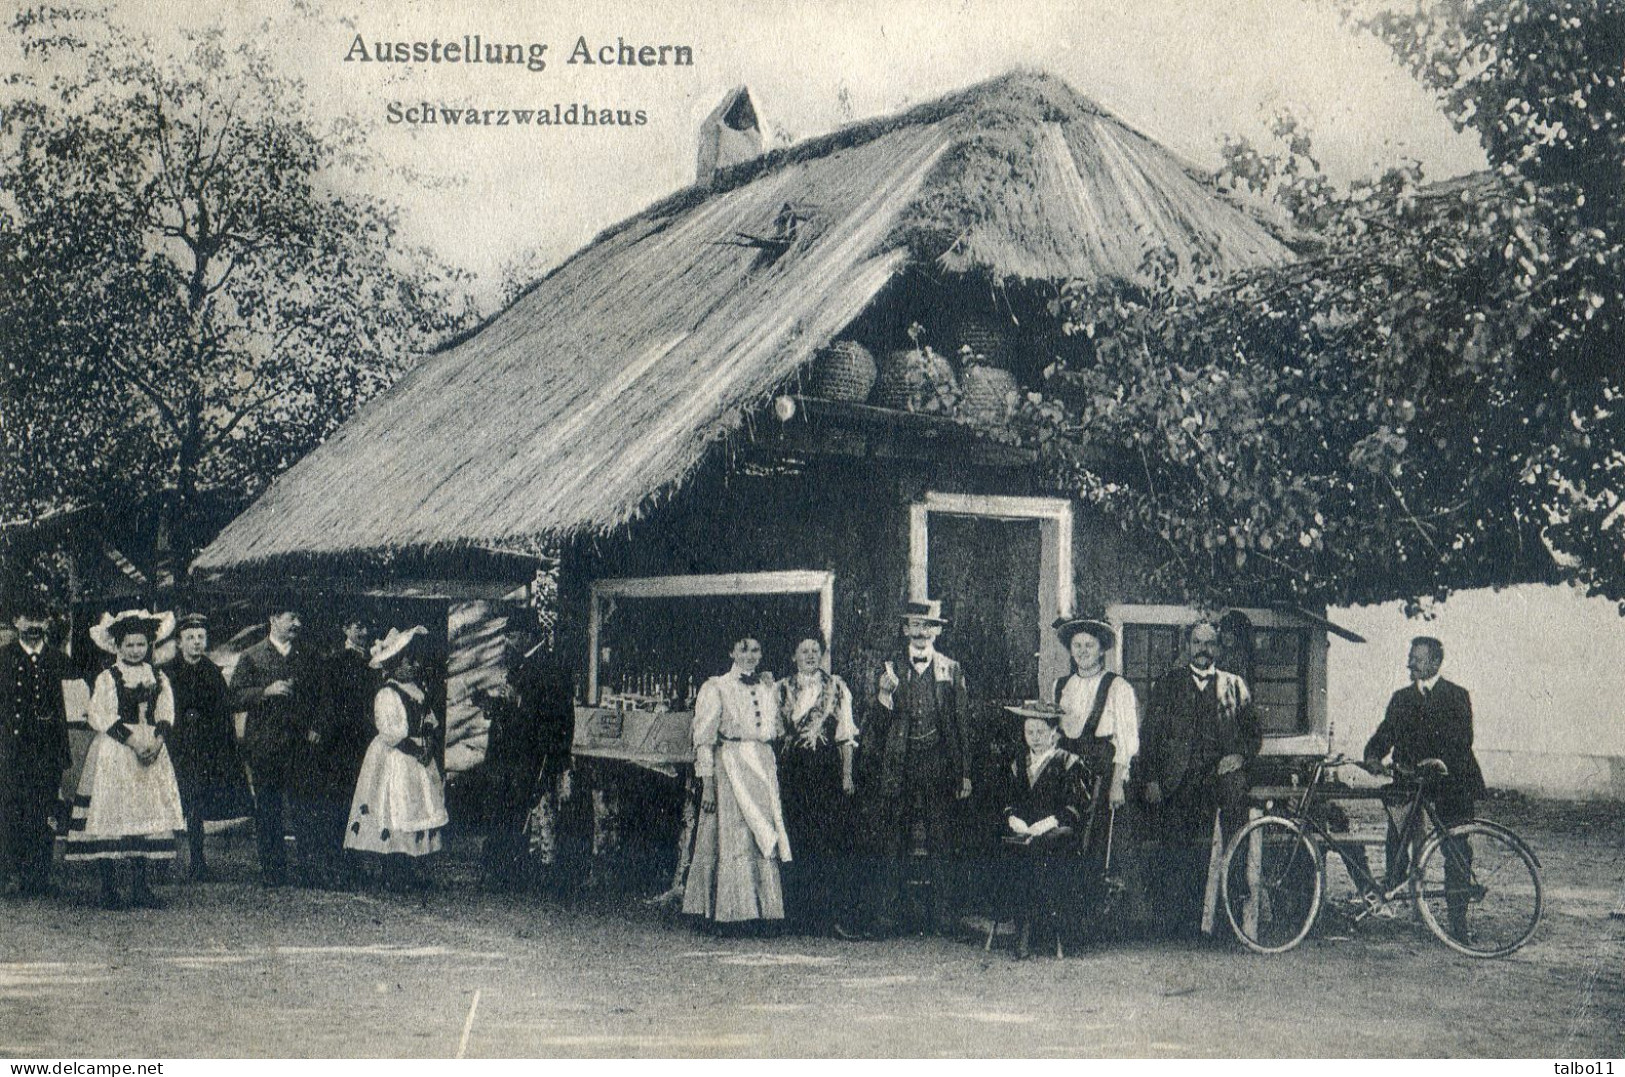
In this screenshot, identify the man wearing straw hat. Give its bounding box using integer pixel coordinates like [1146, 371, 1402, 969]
[1139, 615, 1262, 939]
[851, 599, 972, 938]
[0, 598, 72, 897]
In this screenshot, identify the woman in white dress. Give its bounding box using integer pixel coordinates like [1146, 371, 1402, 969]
[344, 626, 448, 891]
[67, 609, 187, 909]
[683, 636, 793, 929]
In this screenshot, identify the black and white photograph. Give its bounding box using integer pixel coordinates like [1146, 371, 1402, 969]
[1, 0, 1622, 1061]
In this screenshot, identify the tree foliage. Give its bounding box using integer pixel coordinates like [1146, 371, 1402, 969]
[1008, 0, 1625, 610]
[0, 6, 477, 569]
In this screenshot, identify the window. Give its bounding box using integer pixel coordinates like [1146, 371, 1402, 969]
[1108, 604, 1330, 752]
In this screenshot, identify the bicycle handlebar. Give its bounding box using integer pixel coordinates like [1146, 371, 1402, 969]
[1312, 754, 1449, 781]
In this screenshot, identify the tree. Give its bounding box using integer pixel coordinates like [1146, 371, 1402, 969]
[1001, 0, 1625, 610]
[0, 6, 476, 576]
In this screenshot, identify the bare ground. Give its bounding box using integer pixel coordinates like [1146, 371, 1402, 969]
[1, 795, 1621, 1059]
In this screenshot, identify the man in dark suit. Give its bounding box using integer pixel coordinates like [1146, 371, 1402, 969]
[293, 615, 377, 888]
[0, 601, 72, 896]
[230, 604, 308, 887]
[1364, 635, 1486, 939]
[1140, 617, 1263, 937]
[854, 599, 973, 938]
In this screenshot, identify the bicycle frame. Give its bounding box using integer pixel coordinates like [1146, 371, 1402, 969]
[1281, 758, 1458, 918]
[1225, 754, 1542, 956]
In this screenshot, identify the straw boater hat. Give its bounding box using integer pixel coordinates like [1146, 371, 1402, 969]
[89, 609, 176, 654]
[370, 625, 428, 669]
[1003, 699, 1065, 724]
[1052, 616, 1115, 650]
[899, 599, 948, 625]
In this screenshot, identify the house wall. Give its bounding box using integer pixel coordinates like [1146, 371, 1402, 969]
[558, 450, 1172, 702]
[1327, 584, 1625, 801]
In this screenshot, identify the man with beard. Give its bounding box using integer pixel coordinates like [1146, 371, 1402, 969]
[1140, 616, 1262, 938]
[0, 601, 71, 896]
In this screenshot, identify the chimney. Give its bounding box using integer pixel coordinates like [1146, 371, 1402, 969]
[696, 86, 765, 183]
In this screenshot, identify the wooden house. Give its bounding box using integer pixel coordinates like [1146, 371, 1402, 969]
[193, 72, 1355, 782]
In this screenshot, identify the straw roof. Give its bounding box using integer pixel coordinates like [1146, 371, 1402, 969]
[194, 71, 1292, 572]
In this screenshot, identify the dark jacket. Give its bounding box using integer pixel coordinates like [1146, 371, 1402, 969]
[1364, 679, 1487, 801]
[858, 650, 970, 798]
[1140, 667, 1262, 798]
[508, 652, 576, 769]
[166, 654, 250, 818]
[0, 640, 72, 787]
[307, 644, 379, 790]
[1001, 748, 1091, 832]
[230, 637, 309, 767]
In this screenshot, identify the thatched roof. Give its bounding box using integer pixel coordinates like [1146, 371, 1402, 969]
[194, 71, 1292, 572]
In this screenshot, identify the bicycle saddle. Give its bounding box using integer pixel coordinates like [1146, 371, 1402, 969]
[1415, 758, 1450, 779]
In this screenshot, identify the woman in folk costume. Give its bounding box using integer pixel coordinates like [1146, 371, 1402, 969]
[683, 636, 793, 929]
[998, 701, 1092, 959]
[67, 610, 187, 909]
[344, 626, 448, 891]
[775, 635, 858, 935]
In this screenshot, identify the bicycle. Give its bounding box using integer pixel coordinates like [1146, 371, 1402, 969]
[1220, 754, 1543, 958]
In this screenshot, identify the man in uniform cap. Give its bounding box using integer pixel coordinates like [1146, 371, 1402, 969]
[0, 599, 72, 896]
[165, 612, 249, 880]
[295, 614, 378, 889]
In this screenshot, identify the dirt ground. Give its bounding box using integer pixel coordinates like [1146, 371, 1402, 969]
[1, 795, 1621, 1059]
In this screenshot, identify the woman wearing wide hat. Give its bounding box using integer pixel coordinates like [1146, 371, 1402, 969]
[1050, 617, 1139, 804]
[67, 609, 187, 909]
[1049, 615, 1140, 935]
[343, 626, 448, 891]
[996, 700, 1091, 959]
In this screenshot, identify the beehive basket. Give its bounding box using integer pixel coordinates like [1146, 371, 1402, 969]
[960, 363, 1018, 426]
[808, 340, 878, 402]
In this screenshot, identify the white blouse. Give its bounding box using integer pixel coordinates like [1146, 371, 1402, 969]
[89, 662, 174, 734]
[1058, 671, 1140, 769]
[373, 681, 433, 746]
[692, 671, 781, 778]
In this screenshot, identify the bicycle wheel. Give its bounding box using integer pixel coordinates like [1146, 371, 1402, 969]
[1222, 816, 1323, 953]
[1412, 820, 1543, 958]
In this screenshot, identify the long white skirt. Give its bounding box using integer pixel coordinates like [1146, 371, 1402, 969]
[683, 741, 790, 923]
[65, 733, 186, 861]
[344, 738, 448, 857]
